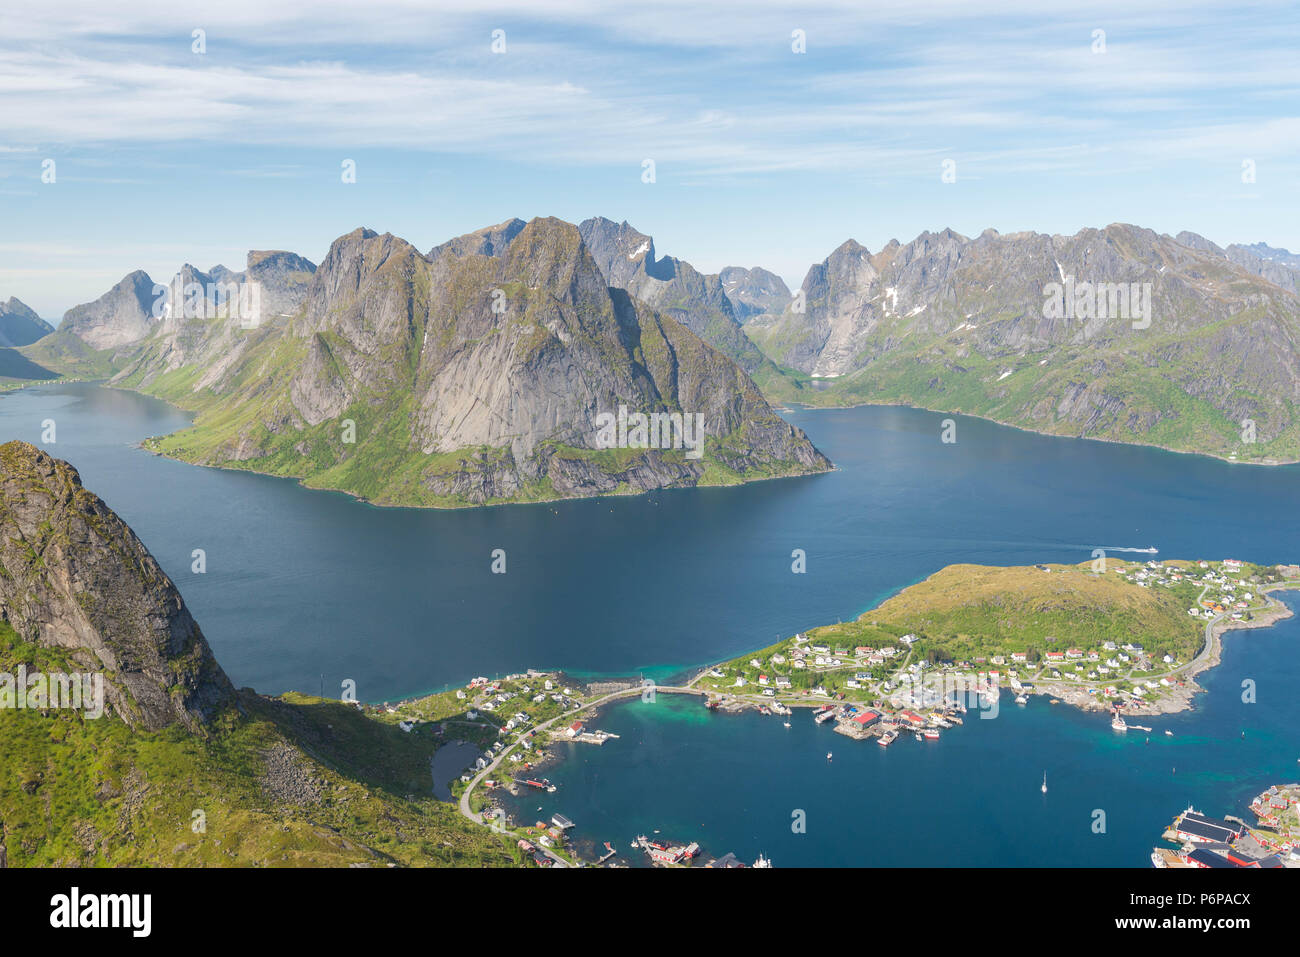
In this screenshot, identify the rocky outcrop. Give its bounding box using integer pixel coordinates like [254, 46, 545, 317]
[0, 298, 53, 348]
[577, 217, 773, 374]
[427, 218, 526, 261]
[0, 441, 235, 732]
[59, 270, 158, 350]
[720, 266, 792, 322]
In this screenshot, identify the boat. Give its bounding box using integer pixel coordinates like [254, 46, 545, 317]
[826, 751, 833, 761]
[753, 854, 772, 868]
[1165, 730, 1173, 737]
[923, 729, 940, 740]
[1111, 712, 1128, 732]
[1015, 694, 1028, 705]
[783, 721, 791, 728]
[914, 731, 923, 742]
[1041, 771, 1048, 794]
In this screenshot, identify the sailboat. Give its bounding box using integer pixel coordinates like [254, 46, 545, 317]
[1041, 772, 1048, 794]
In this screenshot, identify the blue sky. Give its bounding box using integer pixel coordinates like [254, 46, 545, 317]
[1, 0, 1298, 316]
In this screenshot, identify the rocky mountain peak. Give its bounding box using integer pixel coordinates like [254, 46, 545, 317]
[59, 270, 158, 350]
[0, 297, 54, 348]
[0, 441, 235, 732]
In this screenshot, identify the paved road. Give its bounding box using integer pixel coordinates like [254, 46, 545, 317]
[455, 682, 707, 864]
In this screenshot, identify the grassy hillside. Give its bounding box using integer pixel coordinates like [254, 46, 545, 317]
[713, 559, 1285, 699]
[0, 621, 518, 867]
[751, 313, 1300, 464]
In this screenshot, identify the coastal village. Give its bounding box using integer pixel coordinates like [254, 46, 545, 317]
[698, 559, 1299, 745]
[1151, 784, 1300, 868]
[358, 557, 1297, 868]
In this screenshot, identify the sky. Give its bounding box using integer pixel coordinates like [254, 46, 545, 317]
[1, 0, 1298, 317]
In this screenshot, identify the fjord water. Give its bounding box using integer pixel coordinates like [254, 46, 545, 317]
[2, 382, 1298, 698]
[3, 382, 1298, 865]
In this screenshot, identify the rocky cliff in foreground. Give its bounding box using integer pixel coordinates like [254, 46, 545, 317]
[0, 441, 235, 731]
[0, 443, 514, 866]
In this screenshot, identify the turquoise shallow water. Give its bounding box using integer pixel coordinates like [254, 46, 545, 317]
[506, 593, 1300, 867]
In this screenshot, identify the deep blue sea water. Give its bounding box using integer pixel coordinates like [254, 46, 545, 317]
[2, 381, 1297, 866]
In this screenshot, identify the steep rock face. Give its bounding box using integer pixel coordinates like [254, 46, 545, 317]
[110, 250, 316, 392]
[427, 218, 526, 261]
[1223, 241, 1300, 295]
[128, 217, 829, 506]
[746, 224, 1300, 459]
[720, 266, 792, 322]
[577, 217, 772, 374]
[247, 250, 318, 321]
[59, 271, 158, 350]
[0, 442, 235, 732]
[0, 298, 53, 348]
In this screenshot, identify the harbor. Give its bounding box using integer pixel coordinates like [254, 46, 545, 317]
[1151, 784, 1300, 868]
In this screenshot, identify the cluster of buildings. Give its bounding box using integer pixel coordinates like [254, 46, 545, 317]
[1153, 790, 1300, 869]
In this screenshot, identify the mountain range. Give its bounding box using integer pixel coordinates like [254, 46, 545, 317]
[9, 217, 1300, 469]
[19, 217, 829, 507]
[744, 225, 1300, 462]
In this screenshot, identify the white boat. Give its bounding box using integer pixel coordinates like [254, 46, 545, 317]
[1041, 771, 1048, 794]
[1015, 694, 1028, 705]
[783, 721, 791, 728]
[1111, 712, 1128, 732]
[826, 752, 832, 761]
[1164, 730, 1173, 737]
[753, 854, 772, 868]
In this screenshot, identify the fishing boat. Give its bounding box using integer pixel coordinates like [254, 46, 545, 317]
[923, 729, 940, 740]
[1111, 712, 1128, 732]
[1015, 694, 1028, 705]
[914, 731, 924, 742]
[1041, 771, 1048, 794]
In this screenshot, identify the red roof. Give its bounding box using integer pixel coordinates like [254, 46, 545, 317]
[853, 711, 879, 725]
[569, 721, 584, 732]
